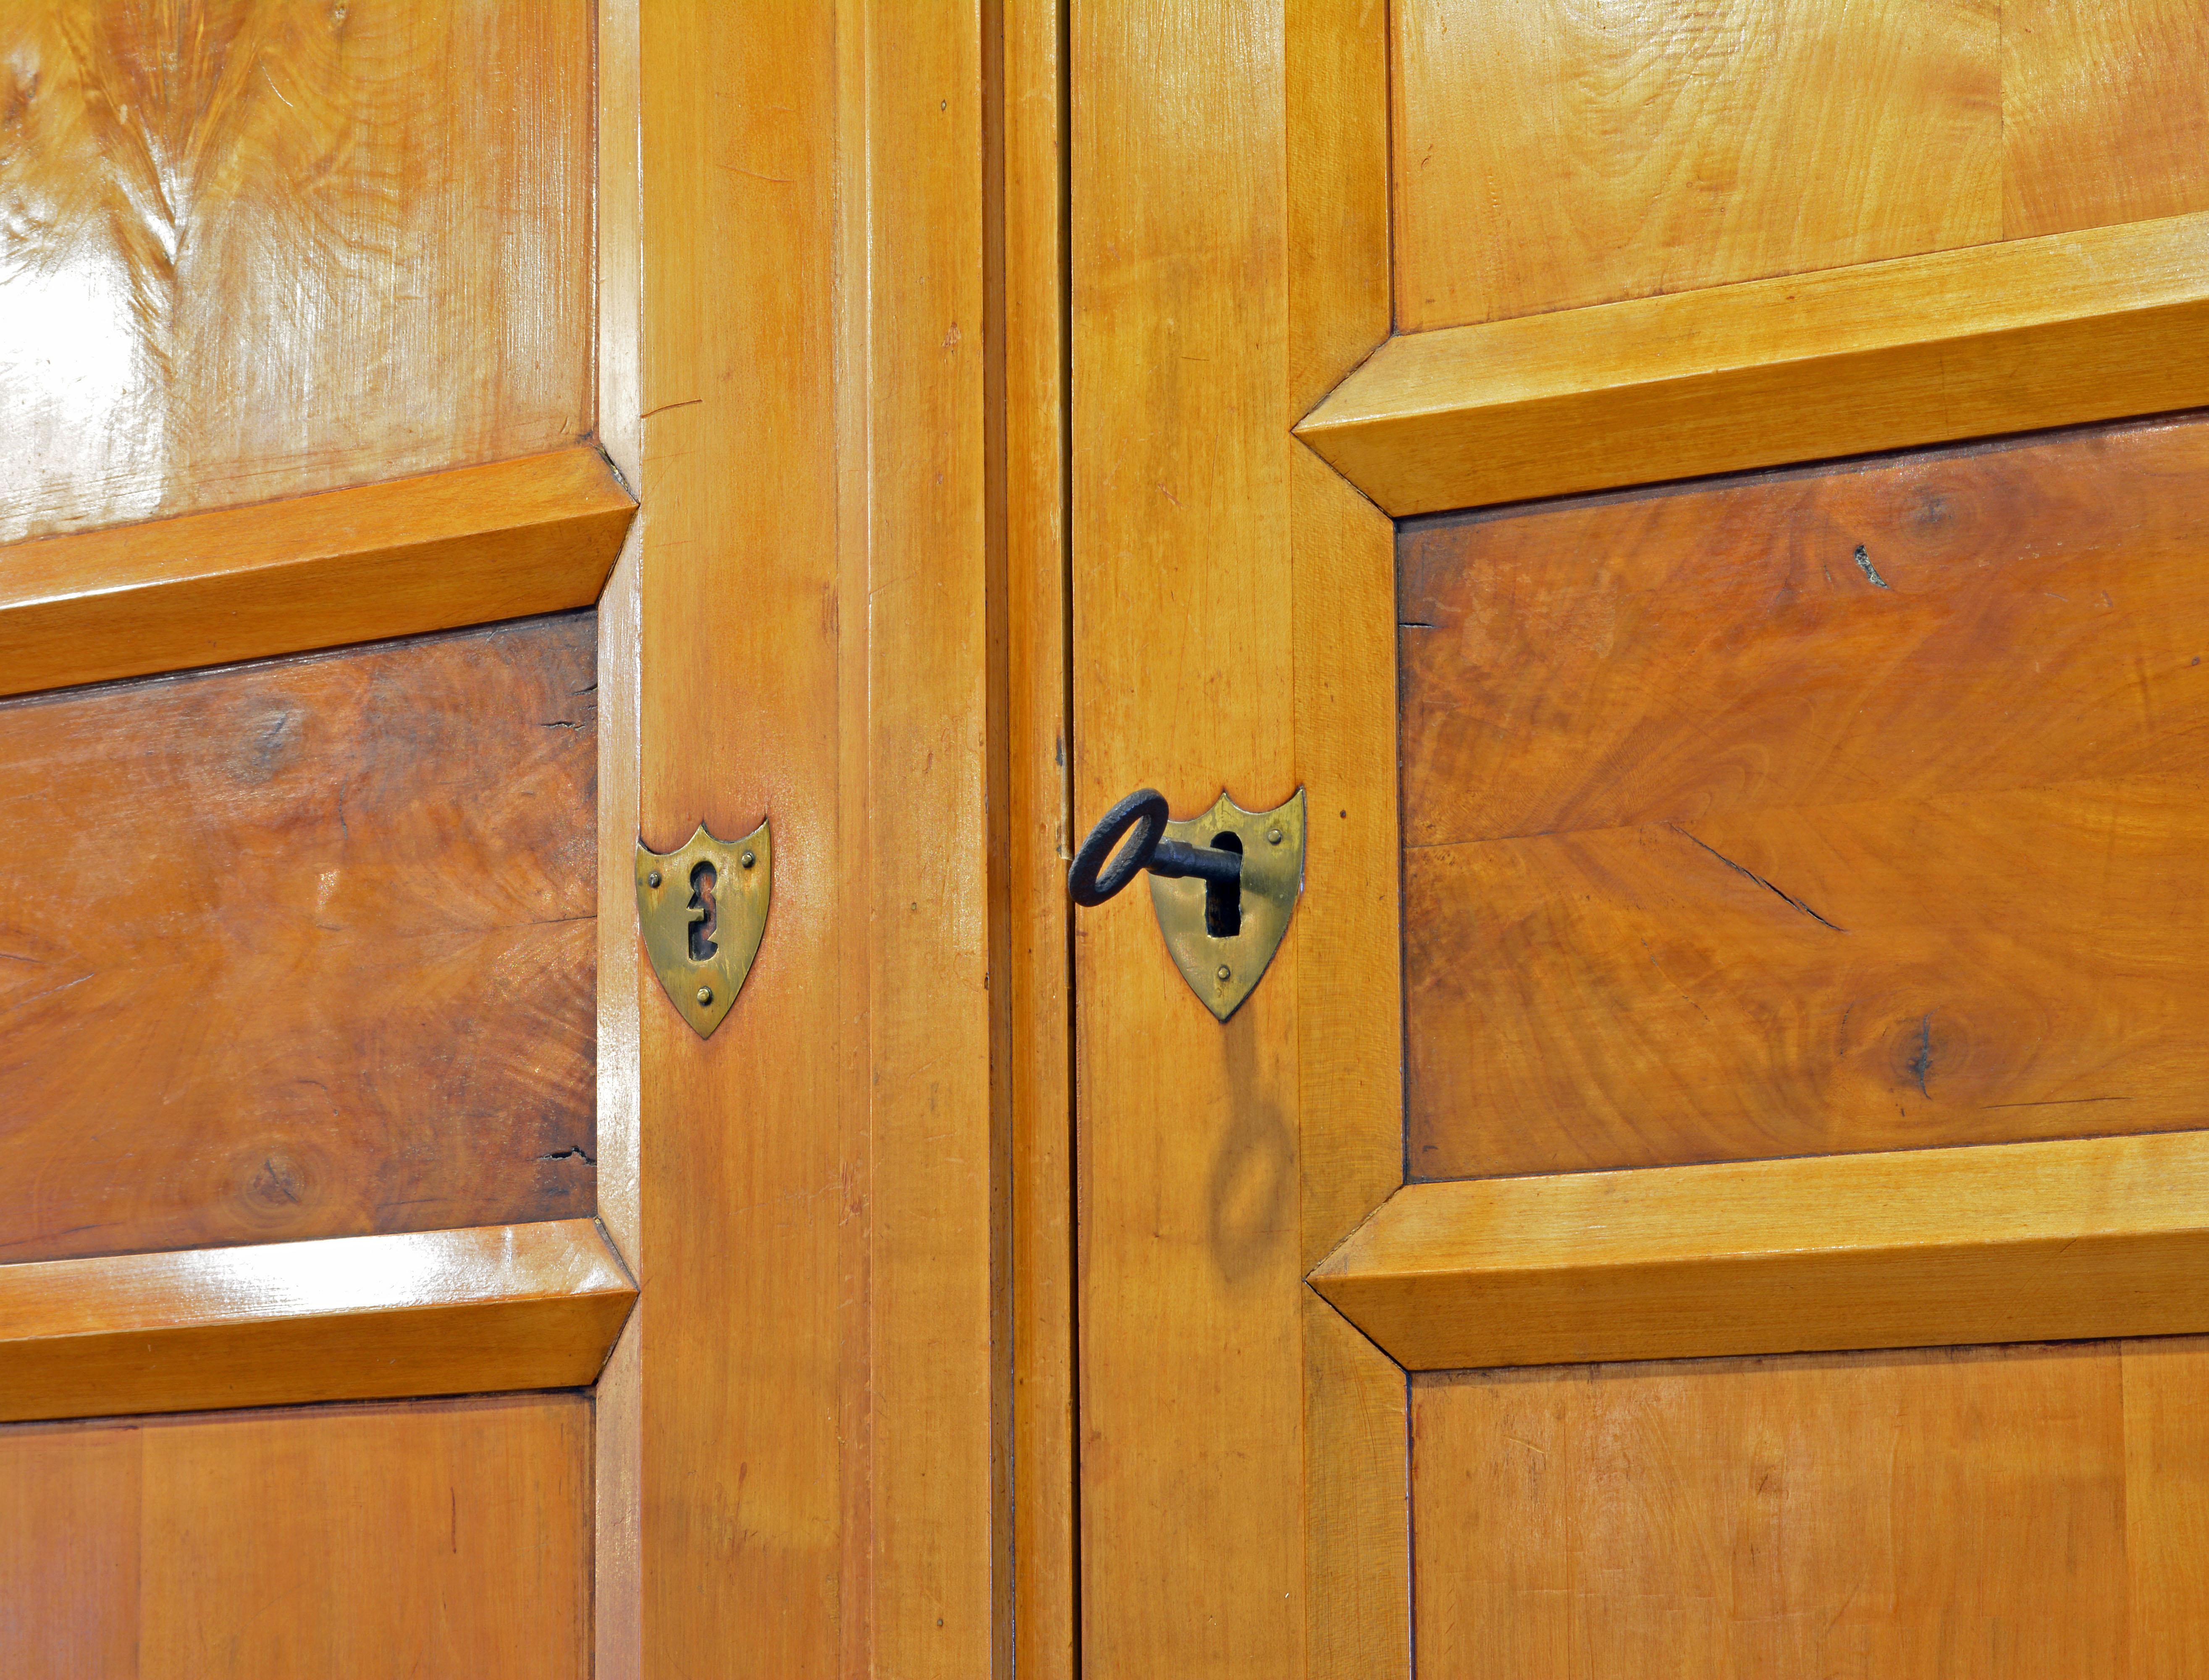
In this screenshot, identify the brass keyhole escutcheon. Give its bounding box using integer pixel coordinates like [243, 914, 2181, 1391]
[635, 819, 771, 1038]
[1067, 787, 1306, 1020]
[1147, 790, 1304, 1021]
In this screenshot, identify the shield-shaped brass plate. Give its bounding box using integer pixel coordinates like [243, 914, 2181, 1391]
[635, 819, 771, 1039]
[1148, 789, 1305, 1022]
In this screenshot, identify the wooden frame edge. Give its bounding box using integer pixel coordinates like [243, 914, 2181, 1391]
[1313, 1130, 2209, 1371]
[611, 4, 1006, 1674]
[999, 0, 1077, 1675]
[591, 0, 646, 1674]
[0, 1220, 635, 1424]
[1299, 210, 2209, 516]
[1287, 7, 1409, 1679]
[1068, 0, 1408, 1672]
[0, 444, 636, 698]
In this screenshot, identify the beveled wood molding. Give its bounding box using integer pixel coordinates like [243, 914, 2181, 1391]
[0, 1219, 636, 1423]
[1297, 210, 2209, 516]
[1311, 1131, 2209, 1371]
[0, 445, 635, 697]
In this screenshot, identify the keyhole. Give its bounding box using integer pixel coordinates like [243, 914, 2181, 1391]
[1204, 832, 1243, 938]
[687, 861, 719, 961]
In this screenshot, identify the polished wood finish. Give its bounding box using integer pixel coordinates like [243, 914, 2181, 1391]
[0, 1219, 633, 1423]
[1393, 0, 2209, 332]
[1412, 1338, 2209, 1677]
[607, 5, 1005, 1675]
[1073, 2, 1408, 1673]
[1315, 1131, 2209, 1371]
[2003, 0, 2209, 239]
[1001, 2, 1077, 1675]
[0, 1393, 590, 1678]
[1286, 13, 1411, 1677]
[1301, 213, 2209, 517]
[0, 445, 633, 698]
[1393, 0, 1998, 331]
[591, 2, 647, 1663]
[1400, 415, 2209, 1179]
[0, 613, 597, 1261]
[0, 0, 593, 546]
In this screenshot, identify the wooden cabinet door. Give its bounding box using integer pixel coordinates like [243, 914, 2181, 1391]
[0, 6, 622, 1671]
[1066, 4, 2209, 1676]
[4, 5, 1015, 1676]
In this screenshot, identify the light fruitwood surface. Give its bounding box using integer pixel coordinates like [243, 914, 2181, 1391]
[0, 0, 593, 545]
[1299, 213, 2209, 517]
[1314, 1131, 2209, 1370]
[0, 1392, 591, 1679]
[0, 445, 634, 698]
[0, 614, 597, 1262]
[0, 1219, 634, 1422]
[1414, 1337, 2209, 1678]
[2002, 0, 2209, 239]
[1398, 414, 2209, 1179]
[604, 3, 1006, 1675]
[999, 1, 1077, 1674]
[1393, 0, 2209, 331]
[1072, 1, 1408, 1674]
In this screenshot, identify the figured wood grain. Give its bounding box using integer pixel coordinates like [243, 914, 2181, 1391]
[1301, 213, 2209, 517]
[1391, 0, 2001, 331]
[1313, 1132, 2209, 1370]
[0, 1219, 634, 1422]
[0, 1393, 591, 1679]
[0, 445, 633, 697]
[0, 0, 593, 545]
[1392, 0, 2209, 332]
[1400, 415, 2209, 1176]
[1411, 1339, 2209, 1677]
[0, 613, 597, 1260]
[2005, 0, 2209, 239]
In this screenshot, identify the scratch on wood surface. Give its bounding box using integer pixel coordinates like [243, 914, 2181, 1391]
[1669, 825, 1847, 932]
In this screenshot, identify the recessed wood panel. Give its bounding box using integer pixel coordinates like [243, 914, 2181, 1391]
[1401, 415, 2209, 1178]
[1413, 1337, 2209, 1678]
[0, 1392, 590, 1680]
[1393, 0, 2209, 331]
[2002, 0, 2209, 239]
[0, 0, 592, 545]
[0, 614, 596, 1262]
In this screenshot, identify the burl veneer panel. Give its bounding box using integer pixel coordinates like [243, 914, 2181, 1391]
[1393, 0, 2209, 331]
[1413, 1337, 2209, 1679]
[1402, 415, 2209, 1177]
[0, 613, 596, 1261]
[0, 1392, 591, 1680]
[0, 0, 592, 544]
